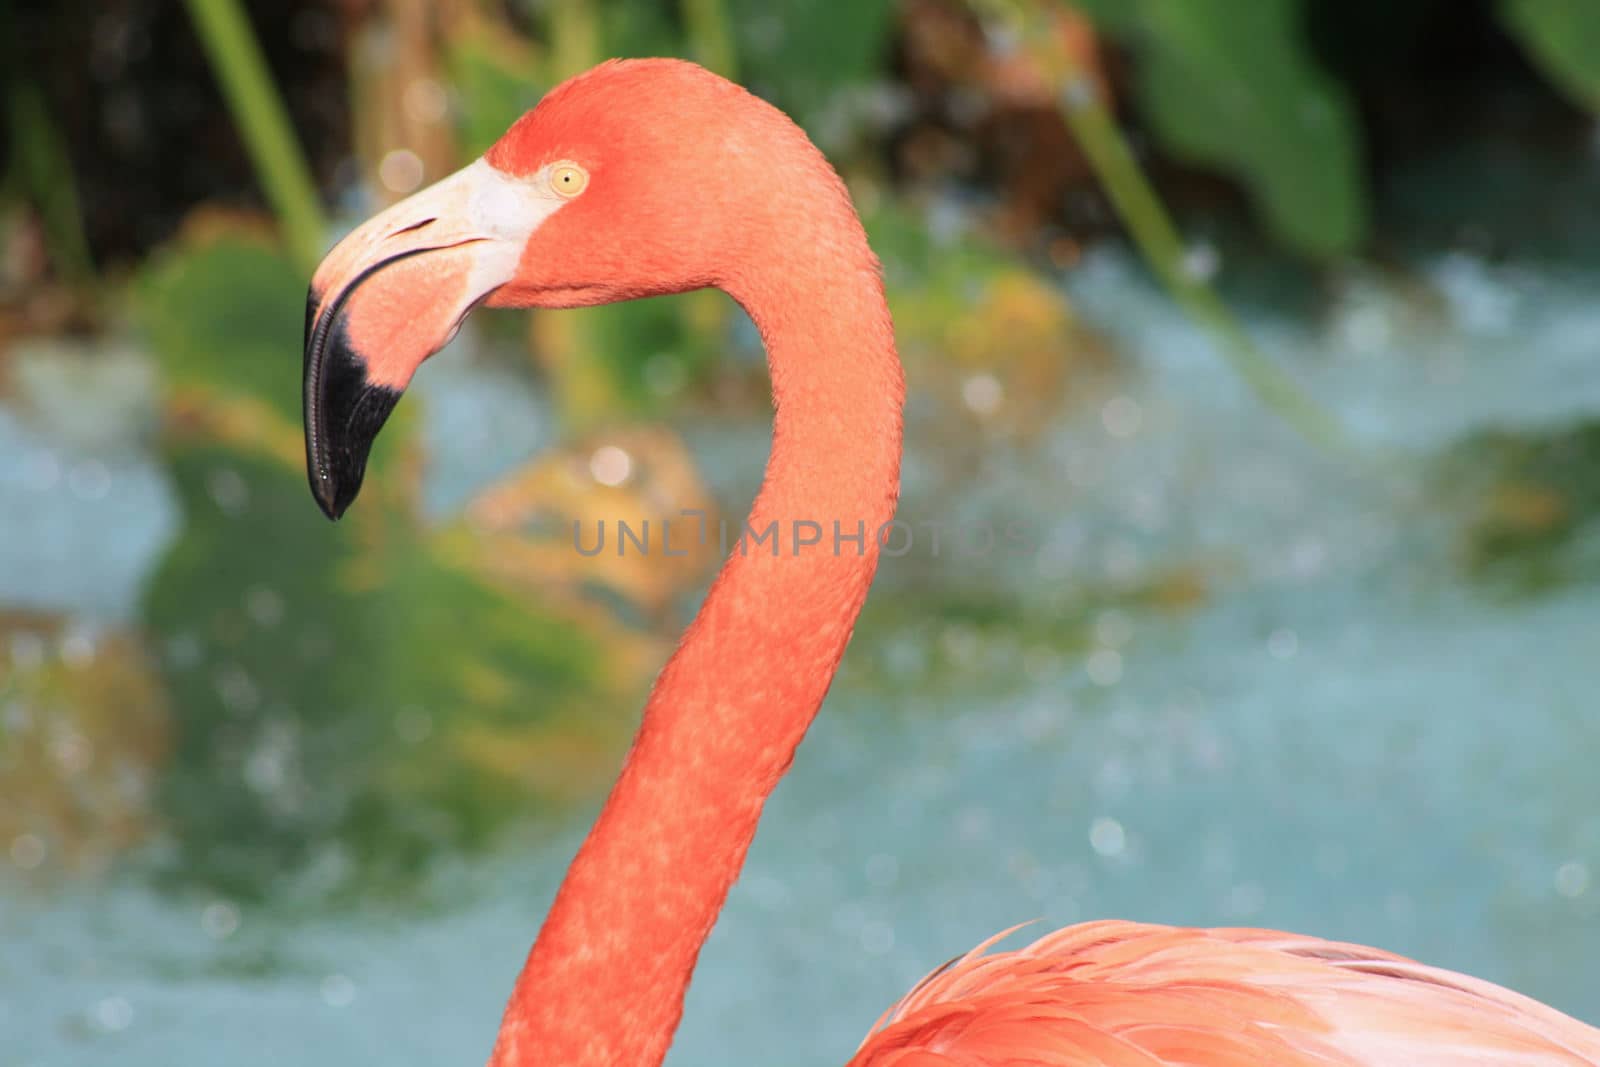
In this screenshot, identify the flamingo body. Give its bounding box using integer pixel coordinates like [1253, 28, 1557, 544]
[855, 922, 1600, 1066]
[298, 57, 1600, 1067]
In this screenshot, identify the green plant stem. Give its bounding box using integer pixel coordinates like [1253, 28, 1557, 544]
[183, 0, 326, 273]
[972, 0, 1345, 449]
[1057, 73, 1344, 449]
[683, 0, 738, 80]
[9, 81, 95, 284]
[549, 0, 601, 79]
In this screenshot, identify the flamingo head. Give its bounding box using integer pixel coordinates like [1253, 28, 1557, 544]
[303, 58, 808, 519]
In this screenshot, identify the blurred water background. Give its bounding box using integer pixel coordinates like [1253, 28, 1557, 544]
[3, 2, 1599, 1064]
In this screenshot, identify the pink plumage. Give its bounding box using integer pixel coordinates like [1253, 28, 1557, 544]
[855, 922, 1600, 1066]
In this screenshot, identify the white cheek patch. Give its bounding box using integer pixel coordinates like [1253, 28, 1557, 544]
[462, 158, 572, 300]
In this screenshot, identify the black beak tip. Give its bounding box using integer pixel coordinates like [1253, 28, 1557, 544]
[310, 469, 354, 521]
[303, 286, 402, 523]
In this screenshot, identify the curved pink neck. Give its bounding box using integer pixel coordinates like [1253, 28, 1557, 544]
[488, 215, 903, 1067]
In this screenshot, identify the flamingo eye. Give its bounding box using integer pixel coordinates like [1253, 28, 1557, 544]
[550, 162, 589, 198]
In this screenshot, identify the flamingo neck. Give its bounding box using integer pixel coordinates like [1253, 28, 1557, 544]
[488, 217, 903, 1067]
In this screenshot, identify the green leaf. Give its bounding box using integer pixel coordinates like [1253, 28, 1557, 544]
[142, 442, 618, 902]
[725, 0, 895, 125]
[1500, 0, 1600, 113]
[1094, 0, 1367, 257]
[135, 232, 306, 423]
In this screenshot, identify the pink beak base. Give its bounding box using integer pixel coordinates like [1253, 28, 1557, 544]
[301, 160, 541, 519]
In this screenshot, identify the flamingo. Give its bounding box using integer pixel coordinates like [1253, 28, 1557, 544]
[301, 58, 1600, 1067]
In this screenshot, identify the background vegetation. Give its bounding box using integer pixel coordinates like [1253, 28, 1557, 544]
[5, 0, 1600, 909]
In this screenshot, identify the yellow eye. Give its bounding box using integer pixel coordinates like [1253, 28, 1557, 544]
[550, 162, 589, 198]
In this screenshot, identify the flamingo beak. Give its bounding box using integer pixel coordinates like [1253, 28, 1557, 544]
[303, 159, 553, 519]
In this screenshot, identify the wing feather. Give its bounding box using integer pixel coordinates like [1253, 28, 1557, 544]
[848, 921, 1600, 1067]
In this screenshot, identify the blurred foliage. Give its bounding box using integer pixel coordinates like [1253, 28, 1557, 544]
[9, 0, 1600, 906]
[138, 219, 306, 423]
[462, 423, 724, 624]
[869, 202, 1113, 440]
[1448, 422, 1600, 595]
[1056, 0, 1600, 259]
[16, 1, 1600, 282]
[1500, 0, 1600, 114]
[7, 83, 95, 286]
[1074, 0, 1366, 258]
[682, 0, 739, 78]
[143, 443, 627, 900]
[530, 294, 731, 426]
[0, 614, 169, 878]
[183, 0, 327, 272]
[129, 223, 693, 900]
[727, 0, 896, 125]
[447, 25, 547, 159]
[975, 2, 1345, 445]
[852, 556, 1212, 705]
